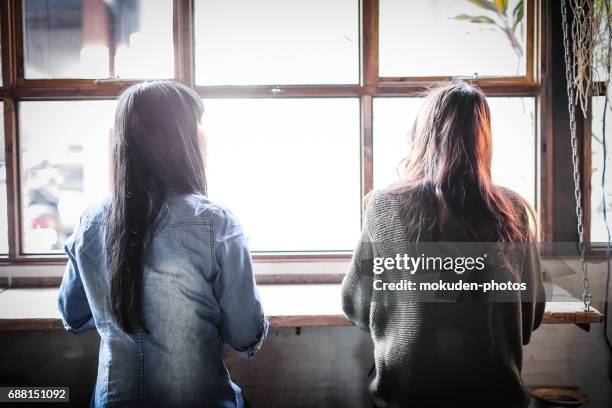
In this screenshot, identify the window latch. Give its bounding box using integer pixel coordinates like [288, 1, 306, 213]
[94, 77, 125, 85]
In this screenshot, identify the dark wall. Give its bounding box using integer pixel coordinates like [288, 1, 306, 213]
[1, 323, 611, 408]
[0, 330, 99, 407]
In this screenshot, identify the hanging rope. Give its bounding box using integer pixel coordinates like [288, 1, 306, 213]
[561, 0, 592, 311]
[566, 0, 597, 117]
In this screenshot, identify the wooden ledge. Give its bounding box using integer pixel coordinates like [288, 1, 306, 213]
[541, 302, 603, 325]
[0, 284, 603, 331]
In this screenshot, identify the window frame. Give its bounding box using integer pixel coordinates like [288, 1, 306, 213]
[0, 0, 551, 273]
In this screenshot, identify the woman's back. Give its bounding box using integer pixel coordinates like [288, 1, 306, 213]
[59, 194, 267, 407]
[342, 188, 545, 408]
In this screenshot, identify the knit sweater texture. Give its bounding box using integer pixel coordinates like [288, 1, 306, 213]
[341, 188, 545, 408]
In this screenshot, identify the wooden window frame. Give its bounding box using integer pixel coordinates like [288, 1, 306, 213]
[0, 0, 549, 274]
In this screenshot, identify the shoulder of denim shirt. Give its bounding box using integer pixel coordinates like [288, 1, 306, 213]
[62, 197, 110, 254]
[78, 196, 111, 229]
[75, 194, 242, 235]
[158, 193, 243, 234]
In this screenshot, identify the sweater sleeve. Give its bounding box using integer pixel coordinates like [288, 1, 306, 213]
[501, 187, 546, 345]
[341, 193, 381, 331]
[520, 235, 546, 345]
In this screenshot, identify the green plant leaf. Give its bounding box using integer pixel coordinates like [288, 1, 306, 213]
[467, 0, 498, 12]
[495, 0, 509, 14]
[454, 14, 496, 24]
[512, 0, 524, 31]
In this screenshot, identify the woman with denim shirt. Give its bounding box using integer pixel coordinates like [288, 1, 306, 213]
[58, 81, 268, 408]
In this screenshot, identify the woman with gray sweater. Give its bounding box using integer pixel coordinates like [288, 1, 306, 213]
[342, 82, 545, 408]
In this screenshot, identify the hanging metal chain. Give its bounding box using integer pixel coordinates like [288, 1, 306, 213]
[561, 0, 592, 311]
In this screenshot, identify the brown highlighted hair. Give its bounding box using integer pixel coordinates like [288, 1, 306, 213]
[389, 82, 536, 242]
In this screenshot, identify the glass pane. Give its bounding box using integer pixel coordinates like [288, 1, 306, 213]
[20, 101, 116, 253]
[23, 0, 174, 79]
[379, 0, 527, 78]
[373, 97, 536, 205]
[0, 103, 6, 254]
[194, 0, 359, 85]
[373, 98, 422, 188]
[0, 19, 3, 87]
[591, 96, 612, 244]
[203, 98, 361, 251]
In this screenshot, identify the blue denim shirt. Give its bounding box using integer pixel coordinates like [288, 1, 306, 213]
[58, 194, 268, 408]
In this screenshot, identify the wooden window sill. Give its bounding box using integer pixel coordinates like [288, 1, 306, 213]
[0, 284, 602, 331]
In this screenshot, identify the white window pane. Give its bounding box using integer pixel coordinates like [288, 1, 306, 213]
[0, 103, 6, 254]
[203, 98, 361, 251]
[373, 97, 536, 206]
[24, 0, 174, 79]
[591, 96, 612, 243]
[20, 101, 116, 254]
[379, 0, 527, 78]
[194, 0, 359, 85]
[490, 98, 536, 204]
[373, 98, 422, 189]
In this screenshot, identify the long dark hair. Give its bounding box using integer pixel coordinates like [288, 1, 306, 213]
[107, 81, 206, 332]
[390, 82, 535, 242]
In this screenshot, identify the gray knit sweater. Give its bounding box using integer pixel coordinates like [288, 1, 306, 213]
[341, 188, 545, 408]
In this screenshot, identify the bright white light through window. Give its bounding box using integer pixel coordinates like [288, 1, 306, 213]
[203, 98, 361, 252]
[194, 0, 359, 85]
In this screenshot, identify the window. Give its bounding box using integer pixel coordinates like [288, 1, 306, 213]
[204, 98, 361, 252]
[193, 0, 360, 85]
[0, 102, 6, 254]
[19, 101, 116, 253]
[0, 0, 541, 267]
[23, 0, 174, 79]
[591, 95, 612, 244]
[379, 0, 528, 78]
[373, 97, 536, 205]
